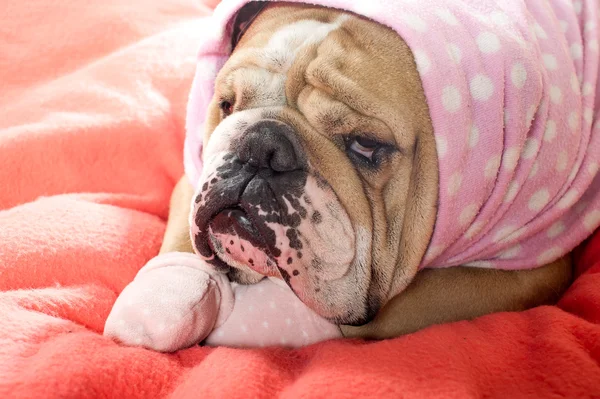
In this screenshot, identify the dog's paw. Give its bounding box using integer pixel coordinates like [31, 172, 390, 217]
[104, 253, 230, 352]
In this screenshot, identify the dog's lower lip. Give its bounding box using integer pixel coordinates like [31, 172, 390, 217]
[209, 207, 259, 237]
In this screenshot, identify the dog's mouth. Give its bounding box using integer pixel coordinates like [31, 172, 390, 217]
[207, 206, 279, 276]
[193, 155, 309, 279]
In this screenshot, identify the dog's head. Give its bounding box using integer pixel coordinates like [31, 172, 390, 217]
[191, 3, 438, 325]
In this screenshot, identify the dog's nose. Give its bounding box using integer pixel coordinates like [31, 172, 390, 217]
[237, 120, 301, 172]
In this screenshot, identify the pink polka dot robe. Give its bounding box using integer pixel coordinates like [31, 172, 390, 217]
[105, 0, 600, 351]
[186, 0, 600, 272]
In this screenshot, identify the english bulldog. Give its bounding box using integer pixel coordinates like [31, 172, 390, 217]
[158, 0, 600, 339]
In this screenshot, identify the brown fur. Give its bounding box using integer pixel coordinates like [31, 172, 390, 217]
[160, 3, 573, 338]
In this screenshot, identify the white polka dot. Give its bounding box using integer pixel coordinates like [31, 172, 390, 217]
[424, 245, 444, 263]
[585, 21, 595, 32]
[469, 125, 479, 148]
[437, 136, 448, 158]
[498, 244, 522, 259]
[269, 301, 276, 309]
[134, 337, 143, 345]
[490, 11, 510, 26]
[477, 32, 501, 53]
[584, 210, 600, 231]
[241, 324, 248, 333]
[446, 43, 462, 64]
[470, 74, 494, 101]
[558, 189, 579, 209]
[466, 261, 494, 268]
[528, 161, 540, 179]
[503, 147, 520, 171]
[533, 23, 547, 39]
[514, 35, 528, 49]
[589, 162, 599, 176]
[584, 107, 593, 125]
[573, 1, 582, 14]
[248, 305, 255, 312]
[542, 54, 557, 70]
[302, 330, 309, 338]
[435, 9, 459, 25]
[537, 246, 563, 266]
[352, 2, 383, 17]
[442, 86, 462, 113]
[448, 173, 463, 196]
[459, 204, 479, 226]
[571, 43, 583, 59]
[280, 337, 288, 345]
[526, 105, 537, 128]
[504, 181, 520, 203]
[568, 111, 579, 131]
[568, 167, 578, 183]
[511, 63, 527, 88]
[258, 287, 264, 293]
[556, 150, 569, 172]
[414, 50, 431, 74]
[589, 39, 599, 52]
[547, 221, 566, 238]
[559, 20, 569, 33]
[529, 189, 550, 211]
[262, 321, 269, 329]
[550, 85, 562, 104]
[285, 318, 293, 326]
[485, 155, 501, 179]
[522, 138, 539, 159]
[402, 14, 428, 32]
[544, 120, 557, 142]
[494, 225, 516, 243]
[504, 109, 510, 125]
[571, 74, 580, 93]
[217, 330, 225, 337]
[583, 82, 593, 96]
[465, 221, 484, 239]
[506, 228, 529, 243]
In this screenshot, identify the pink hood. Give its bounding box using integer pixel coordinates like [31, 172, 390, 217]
[185, 0, 600, 270]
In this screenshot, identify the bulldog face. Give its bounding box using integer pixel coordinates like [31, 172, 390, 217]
[191, 3, 439, 325]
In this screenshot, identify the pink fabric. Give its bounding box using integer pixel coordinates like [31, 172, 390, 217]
[105, 253, 340, 351]
[184, 0, 600, 271]
[3, 1, 600, 396]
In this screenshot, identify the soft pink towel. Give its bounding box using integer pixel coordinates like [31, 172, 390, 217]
[104, 252, 340, 351]
[184, 0, 600, 278]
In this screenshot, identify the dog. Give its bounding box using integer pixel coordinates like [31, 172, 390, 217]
[157, 0, 600, 339]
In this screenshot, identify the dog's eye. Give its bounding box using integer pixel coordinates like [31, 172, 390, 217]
[220, 100, 234, 117]
[348, 137, 380, 161]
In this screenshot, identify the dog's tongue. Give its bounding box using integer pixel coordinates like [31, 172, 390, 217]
[208, 209, 278, 276]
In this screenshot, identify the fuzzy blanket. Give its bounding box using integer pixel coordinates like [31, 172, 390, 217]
[1, 0, 600, 397]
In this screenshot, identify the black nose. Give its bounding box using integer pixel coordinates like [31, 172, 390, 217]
[237, 120, 301, 172]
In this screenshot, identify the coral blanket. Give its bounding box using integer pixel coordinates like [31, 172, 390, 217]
[1, 0, 600, 398]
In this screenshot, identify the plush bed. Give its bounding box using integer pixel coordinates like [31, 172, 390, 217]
[1, 0, 599, 397]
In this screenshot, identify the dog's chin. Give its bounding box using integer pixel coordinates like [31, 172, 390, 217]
[207, 207, 280, 278]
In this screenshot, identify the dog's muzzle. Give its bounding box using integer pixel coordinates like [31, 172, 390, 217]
[193, 119, 308, 276]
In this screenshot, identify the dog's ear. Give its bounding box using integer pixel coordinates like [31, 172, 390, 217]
[231, 2, 268, 51]
[390, 131, 439, 298]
